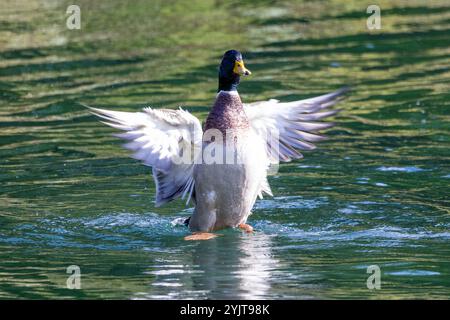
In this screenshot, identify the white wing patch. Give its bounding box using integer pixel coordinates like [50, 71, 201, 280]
[89, 106, 202, 206]
[244, 87, 349, 163]
[245, 88, 348, 199]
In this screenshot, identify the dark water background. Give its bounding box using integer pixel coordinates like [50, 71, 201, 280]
[0, 0, 449, 299]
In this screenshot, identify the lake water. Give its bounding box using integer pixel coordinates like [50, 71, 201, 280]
[0, 0, 449, 299]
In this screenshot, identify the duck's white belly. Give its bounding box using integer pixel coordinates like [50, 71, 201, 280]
[189, 130, 267, 232]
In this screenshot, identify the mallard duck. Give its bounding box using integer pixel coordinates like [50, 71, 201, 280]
[90, 50, 348, 240]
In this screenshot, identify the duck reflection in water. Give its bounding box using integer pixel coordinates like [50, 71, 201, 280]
[190, 232, 278, 299]
[144, 231, 278, 299]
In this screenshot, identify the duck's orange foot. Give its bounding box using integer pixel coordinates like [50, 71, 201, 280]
[184, 232, 218, 241]
[238, 223, 254, 233]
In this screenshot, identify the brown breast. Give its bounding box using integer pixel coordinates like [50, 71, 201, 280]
[204, 91, 250, 134]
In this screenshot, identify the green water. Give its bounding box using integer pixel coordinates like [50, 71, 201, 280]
[0, 0, 449, 299]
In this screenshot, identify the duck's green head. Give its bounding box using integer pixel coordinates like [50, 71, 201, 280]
[218, 50, 251, 92]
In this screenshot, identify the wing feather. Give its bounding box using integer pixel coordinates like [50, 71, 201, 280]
[244, 87, 348, 164]
[89, 105, 202, 206]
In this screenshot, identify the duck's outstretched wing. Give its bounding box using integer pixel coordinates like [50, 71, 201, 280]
[89, 106, 202, 206]
[244, 87, 349, 164]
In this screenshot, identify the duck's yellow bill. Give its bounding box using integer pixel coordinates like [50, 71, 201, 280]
[233, 60, 251, 76]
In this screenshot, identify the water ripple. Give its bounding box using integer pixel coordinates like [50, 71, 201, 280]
[376, 166, 428, 173]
